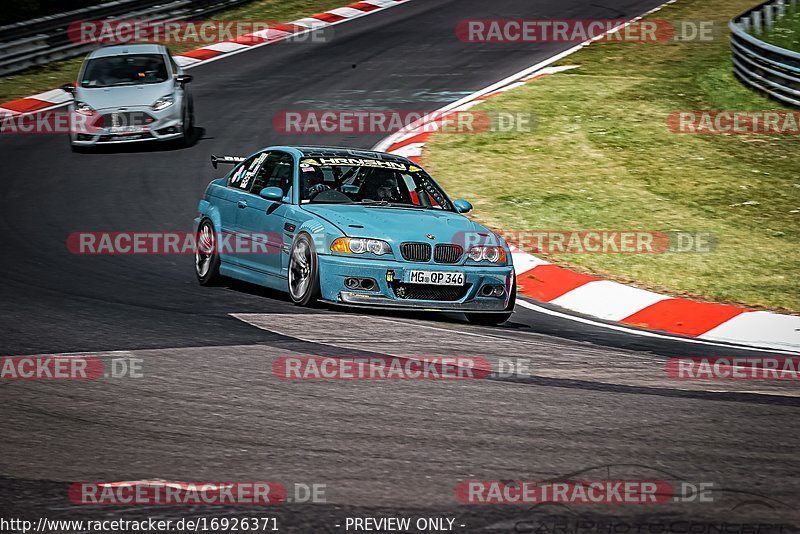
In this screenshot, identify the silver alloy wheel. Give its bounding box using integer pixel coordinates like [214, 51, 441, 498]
[195, 223, 215, 277]
[289, 239, 312, 300]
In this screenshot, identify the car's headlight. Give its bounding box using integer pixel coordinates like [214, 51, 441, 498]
[151, 95, 175, 111]
[331, 237, 391, 255]
[74, 101, 95, 116]
[468, 245, 507, 263]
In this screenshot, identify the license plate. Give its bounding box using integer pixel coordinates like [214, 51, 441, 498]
[107, 125, 147, 134]
[405, 270, 465, 286]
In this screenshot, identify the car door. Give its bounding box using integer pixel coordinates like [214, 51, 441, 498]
[235, 151, 295, 277]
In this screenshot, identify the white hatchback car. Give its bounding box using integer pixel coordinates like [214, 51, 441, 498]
[62, 44, 194, 151]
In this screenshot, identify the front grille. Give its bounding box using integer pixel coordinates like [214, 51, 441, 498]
[391, 282, 471, 301]
[400, 242, 432, 262]
[434, 244, 463, 263]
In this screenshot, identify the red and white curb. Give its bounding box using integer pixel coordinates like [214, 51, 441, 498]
[0, 0, 409, 116]
[373, 19, 800, 353]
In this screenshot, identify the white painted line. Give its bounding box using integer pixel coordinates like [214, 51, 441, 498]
[550, 280, 670, 321]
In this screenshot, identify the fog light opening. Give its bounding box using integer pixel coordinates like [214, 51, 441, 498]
[481, 285, 505, 297]
[345, 277, 378, 291]
[360, 278, 376, 291]
[345, 278, 360, 289]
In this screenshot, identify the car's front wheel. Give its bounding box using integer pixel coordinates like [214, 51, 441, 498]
[195, 219, 221, 285]
[467, 272, 516, 326]
[288, 233, 320, 306]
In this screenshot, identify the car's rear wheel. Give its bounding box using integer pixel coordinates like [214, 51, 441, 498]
[467, 272, 516, 326]
[288, 233, 320, 306]
[195, 219, 221, 285]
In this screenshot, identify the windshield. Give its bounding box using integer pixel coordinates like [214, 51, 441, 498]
[81, 54, 169, 88]
[299, 157, 454, 211]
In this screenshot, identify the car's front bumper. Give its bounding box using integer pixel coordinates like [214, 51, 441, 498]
[318, 254, 514, 312]
[70, 104, 184, 145]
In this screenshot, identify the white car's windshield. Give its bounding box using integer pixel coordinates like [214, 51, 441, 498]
[299, 157, 454, 211]
[81, 54, 169, 88]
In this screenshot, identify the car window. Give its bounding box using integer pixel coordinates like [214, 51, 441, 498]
[250, 152, 294, 196]
[80, 54, 169, 88]
[228, 153, 267, 191]
[169, 54, 179, 76]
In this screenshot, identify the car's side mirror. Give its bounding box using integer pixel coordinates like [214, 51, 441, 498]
[61, 83, 75, 95]
[176, 74, 193, 85]
[259, 187, 284, 201]
[454, 199, 473, 213]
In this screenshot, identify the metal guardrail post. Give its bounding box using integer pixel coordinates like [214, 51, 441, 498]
[751, 10, 762, 33]
[764, 4, 774, 28]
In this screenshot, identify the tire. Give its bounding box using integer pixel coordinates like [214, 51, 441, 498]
[180, 100, 195, 147]
[467, 272, 516, 326]
[288, 233, 321, 307]
[195, 219, 222, 286]
[69, 136, 89, 154]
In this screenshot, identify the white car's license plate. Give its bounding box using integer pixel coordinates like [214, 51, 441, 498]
[107, 125, 147, 134]
[405, 270, 465, 286]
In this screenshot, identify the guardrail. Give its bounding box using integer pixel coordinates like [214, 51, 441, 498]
[730, 0, 800, 107]
[0, 0, 255, 76]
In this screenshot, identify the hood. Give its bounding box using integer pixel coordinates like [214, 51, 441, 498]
[74, 80, 175, 110]
[302, 204, 493, 245]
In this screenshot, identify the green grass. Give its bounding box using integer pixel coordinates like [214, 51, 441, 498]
[424, 0, 800, 312]
[759, 3, 800, 51]
[0, 0, 347, 103]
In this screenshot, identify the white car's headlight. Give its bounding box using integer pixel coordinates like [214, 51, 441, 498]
[74, 101, 95, 116]
[151, 95, 175, 111]
[331, 237, 391, 256]
[468, 245, 507, 263]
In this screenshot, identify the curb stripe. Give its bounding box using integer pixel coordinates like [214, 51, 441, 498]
[1, 98, 53, 113]
[517, 265, 598, 303]
[621, 299, 747, 337]
[180, 48, 225, 61]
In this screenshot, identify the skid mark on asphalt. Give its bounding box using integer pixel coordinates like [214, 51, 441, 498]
[232, 313, 800, 398]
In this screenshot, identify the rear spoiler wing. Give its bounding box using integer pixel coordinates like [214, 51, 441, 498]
[211, 155, 245, 169]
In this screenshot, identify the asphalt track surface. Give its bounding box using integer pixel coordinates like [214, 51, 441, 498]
[1, 0, 799, 531]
